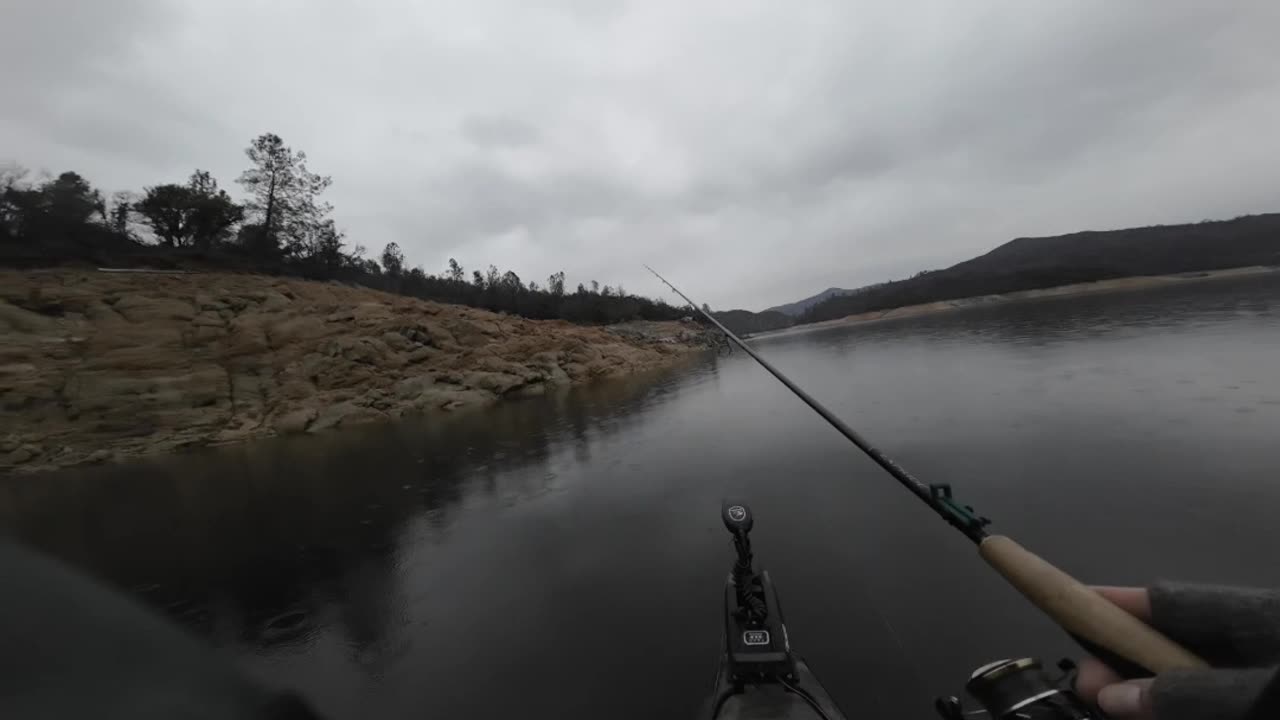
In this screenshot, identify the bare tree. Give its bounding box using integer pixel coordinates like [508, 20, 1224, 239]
[447, 258, 465, 282]
[547, 270, 566, 296]
[237, 133, 332, 258]
[381, 242, 405, 276]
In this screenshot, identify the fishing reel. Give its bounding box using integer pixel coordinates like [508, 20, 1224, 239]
[936, 657, 1101, 719]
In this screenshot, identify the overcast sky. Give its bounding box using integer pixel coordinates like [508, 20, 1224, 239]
[4, 1, 1279, 309]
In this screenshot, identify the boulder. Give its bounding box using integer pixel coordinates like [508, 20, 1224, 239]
[393, 375, 436, 401]
[84, 301, 122, 323]
[229, 371, 266, 409]
[7, 444, 42, 464]
[191, 312, 225, 328]
[308, 359, 375, 390]
[69, 367, 228, 415]
[393, 322, 449, 348]
[448, 318, 500, 347]
[113, 295, 196, 323]
[380, 330, 418, 353]
[586, 358, 619, 377]
[409, 386, 494, 411]
[193, 293, 227, 312]
[223, 316, 272, 357]
[323, 336, 392, 365]
[85, 344, 187, 372]
[351, 303, 393, 326]
[261, 291, 291, 312]
[308, 402, 387, 433]
[405, 346, 440, 364]
[274, 407, 319, 435]
[512, 382, 547, 397]
[474, 355, 535, 377]
[0, 371, 59, 413]
[530, 353, 571, 385]
[463, 371, 527, 395]
[0, 301, 60, 334]
[268, 316, 332, 345]
[187, 324, 227, 345]
[277, 377, 318, 401]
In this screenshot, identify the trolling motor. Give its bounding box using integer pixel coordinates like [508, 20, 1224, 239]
[720, 501, 795, 684]
[709, 502, 849, 720]
[936, 657, 1101, 719]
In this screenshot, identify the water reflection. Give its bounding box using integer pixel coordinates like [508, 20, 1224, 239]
[0, 359, 713, 664]
[780, 274, 1280, 355]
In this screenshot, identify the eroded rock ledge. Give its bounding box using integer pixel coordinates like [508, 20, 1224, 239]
[0, 270, 713, 473]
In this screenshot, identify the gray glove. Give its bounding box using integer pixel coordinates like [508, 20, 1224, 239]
[1092, 583, 1280, 720]
[1148, 583, 1280, 720]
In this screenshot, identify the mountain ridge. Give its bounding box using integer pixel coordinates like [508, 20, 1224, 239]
[764, 287, 855, 317]
[711, 308, 794, 335]
[784, 213, 1280, 325]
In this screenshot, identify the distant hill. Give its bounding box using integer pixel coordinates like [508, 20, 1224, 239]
[713, 309, 795, 335]
[799, 213, 1280, 324]
[765, 287, 856, 317]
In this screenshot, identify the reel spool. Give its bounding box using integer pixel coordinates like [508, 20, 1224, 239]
[936, 658, 1100, 719]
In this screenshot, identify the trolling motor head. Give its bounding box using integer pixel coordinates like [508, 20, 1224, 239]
[722, 501, 755, 574]
[722, 502, 754, 536]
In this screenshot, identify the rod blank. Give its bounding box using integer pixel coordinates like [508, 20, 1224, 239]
[646, 265, 1207, 674]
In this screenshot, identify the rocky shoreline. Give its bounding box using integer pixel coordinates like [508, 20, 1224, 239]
[0, 270, 714, 474]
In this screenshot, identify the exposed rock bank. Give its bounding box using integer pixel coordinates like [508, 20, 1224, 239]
[0, 270, 714, 473]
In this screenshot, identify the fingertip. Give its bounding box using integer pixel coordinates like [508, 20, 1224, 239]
[1075, 656, 1124, 701]
[1097, 679, 1155, 719]
[1090, 585, 1153, 620]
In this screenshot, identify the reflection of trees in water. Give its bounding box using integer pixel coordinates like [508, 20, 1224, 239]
[0, 358, 713, 669]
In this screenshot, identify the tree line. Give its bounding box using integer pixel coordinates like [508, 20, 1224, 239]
[0, 133, 685, 325]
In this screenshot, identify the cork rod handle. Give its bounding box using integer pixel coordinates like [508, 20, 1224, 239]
[979, 535, 1207, 673]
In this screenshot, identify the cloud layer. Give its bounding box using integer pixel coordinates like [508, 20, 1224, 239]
[5, 1, 1279, 308]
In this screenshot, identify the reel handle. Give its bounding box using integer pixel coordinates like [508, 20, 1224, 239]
[979, 535, 1207, 673]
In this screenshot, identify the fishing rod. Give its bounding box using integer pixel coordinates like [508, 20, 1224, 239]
[645, 265, 1206, 678]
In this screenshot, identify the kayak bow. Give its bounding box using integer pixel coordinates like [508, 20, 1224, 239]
[705, 502, 848, 720]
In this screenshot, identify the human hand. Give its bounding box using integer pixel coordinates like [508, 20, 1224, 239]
[1074, 584, 1280, 720]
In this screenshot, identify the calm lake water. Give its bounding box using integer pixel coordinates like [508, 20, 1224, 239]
[3, 275, 1279, 719]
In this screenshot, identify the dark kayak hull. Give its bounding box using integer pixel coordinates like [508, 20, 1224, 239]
[705, 653, 849, 720]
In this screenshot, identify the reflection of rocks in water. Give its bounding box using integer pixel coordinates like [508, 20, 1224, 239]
[0, 353, 715, 671]
[332, 552, 399, 663]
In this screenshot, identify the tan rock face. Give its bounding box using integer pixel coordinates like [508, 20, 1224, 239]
[0, 270, 713, 473]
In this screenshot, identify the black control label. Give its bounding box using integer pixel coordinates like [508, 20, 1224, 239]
[743, 630, 770, 646]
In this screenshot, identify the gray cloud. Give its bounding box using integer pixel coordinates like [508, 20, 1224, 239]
[4, 1, 1279, 309]
[460, 116, 542, 149]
